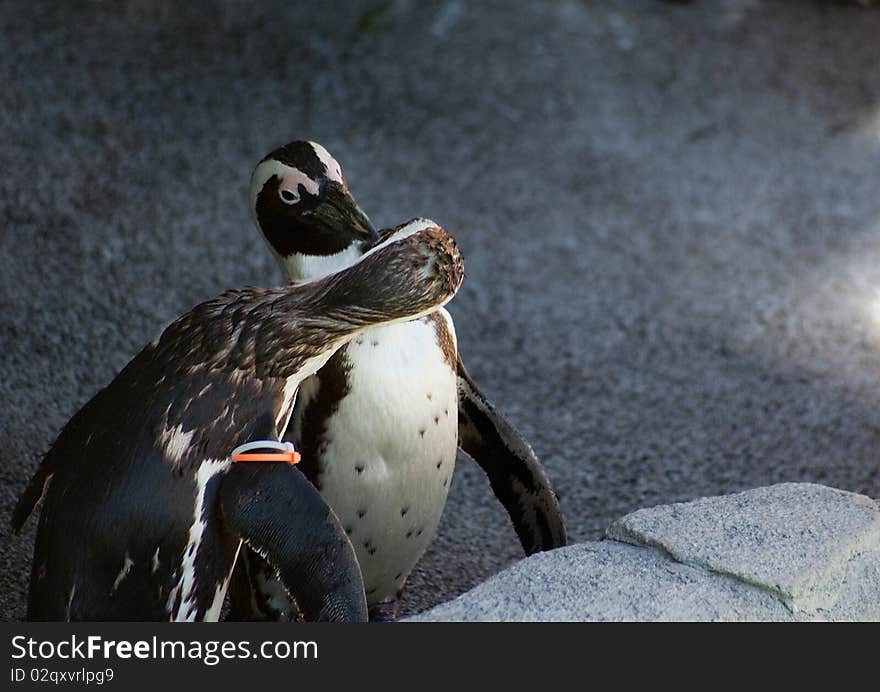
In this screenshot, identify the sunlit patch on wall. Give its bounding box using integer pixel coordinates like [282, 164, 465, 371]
[857, 106, 880, 144]
[734, 219, 880, 388]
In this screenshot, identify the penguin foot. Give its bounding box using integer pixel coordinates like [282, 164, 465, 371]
[368, 598, 399, 622]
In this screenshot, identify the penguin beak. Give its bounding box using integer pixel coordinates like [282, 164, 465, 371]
[316, 181, 380, 244]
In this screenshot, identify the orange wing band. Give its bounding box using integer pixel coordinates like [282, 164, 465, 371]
[232, 452, 301, 464]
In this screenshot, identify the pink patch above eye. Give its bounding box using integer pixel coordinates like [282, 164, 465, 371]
[280, 170, 320, 198]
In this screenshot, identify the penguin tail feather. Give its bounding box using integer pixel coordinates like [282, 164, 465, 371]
[11, 465, 51, 533]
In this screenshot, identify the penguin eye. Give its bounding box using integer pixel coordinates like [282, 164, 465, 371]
[279, 187, 300, 205]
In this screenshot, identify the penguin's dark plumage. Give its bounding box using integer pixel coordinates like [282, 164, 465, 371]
[13, 225, 464, 621]
[242, 141, 566, 621]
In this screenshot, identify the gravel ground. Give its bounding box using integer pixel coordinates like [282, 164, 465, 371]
[3, 0, 880, 620]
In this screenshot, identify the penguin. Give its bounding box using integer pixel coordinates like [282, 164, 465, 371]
[11, 224, 464, 621]
[238, 140, 566, 621]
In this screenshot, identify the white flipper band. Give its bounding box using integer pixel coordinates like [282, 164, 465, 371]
[231, 441, 300, 464]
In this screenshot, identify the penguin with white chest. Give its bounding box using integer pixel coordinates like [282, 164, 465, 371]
[11, 225, 464, 621]
[238, 141, 566, 621]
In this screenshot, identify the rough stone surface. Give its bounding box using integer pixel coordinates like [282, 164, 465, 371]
[4, 2, 880, 620]
[606, 483, 880, 612]
[412, 484, 880, 621]
[409, 541, 796, 622]
[828, 541, 880, 621]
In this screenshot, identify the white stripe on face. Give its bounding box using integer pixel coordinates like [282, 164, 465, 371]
[309, 141, 344, 184]
[249, 160, 317, 220]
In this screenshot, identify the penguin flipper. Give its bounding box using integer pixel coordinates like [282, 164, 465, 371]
[456, 353, 567, 555]
[219, 454, 367, 623]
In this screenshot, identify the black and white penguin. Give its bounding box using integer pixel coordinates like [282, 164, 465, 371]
[11, 224, 464, 621]
[242, 140, 566, 621]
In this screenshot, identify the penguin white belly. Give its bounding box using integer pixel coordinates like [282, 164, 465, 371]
[300, 310, 458, 604]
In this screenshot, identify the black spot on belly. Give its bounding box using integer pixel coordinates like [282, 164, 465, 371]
[406, 530, 413, 539]
[417, 528, 423, 537]
[355, 463, 364, 474]
[363, 540, 377, 556]
[344, 526, 353, 535]
[419, 429, 425, 438]
[395, 572, 403, 580]
[434, 416, 439, 424]
[426, 393, 432, 401]
[401, 507, 409, 517]
[357, 508, 367, 518]
[436, 460, 442, 469]
[371, 340, 379, 347]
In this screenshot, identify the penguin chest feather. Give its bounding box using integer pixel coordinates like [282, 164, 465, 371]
[290, 310, 459, 603]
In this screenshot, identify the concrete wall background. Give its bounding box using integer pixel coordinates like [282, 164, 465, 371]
[2, 1, 880, 619]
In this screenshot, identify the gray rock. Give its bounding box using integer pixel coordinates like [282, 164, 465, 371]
[827, 542, 880, 621]
[412, 484, 880, 621]
[409, 541, 795, 622]
[606, 483, 880, 613]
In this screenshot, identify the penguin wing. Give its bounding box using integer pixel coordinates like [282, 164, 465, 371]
[219, 413, 367, 622]
[456, 353, 567, 555]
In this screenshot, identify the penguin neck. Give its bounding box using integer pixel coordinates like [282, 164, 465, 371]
[276, 243, 367, 283]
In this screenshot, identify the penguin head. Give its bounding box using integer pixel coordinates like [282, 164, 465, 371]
[250, 140, 379, 281]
